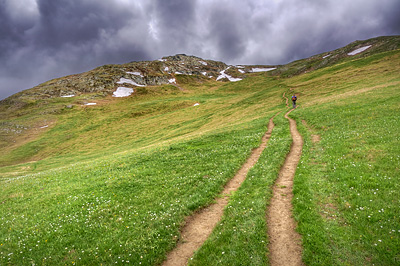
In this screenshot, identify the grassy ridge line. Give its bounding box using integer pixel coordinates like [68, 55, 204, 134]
[285, 49, 400, 107]
[189, 111, 292, 265]
[0, 76, 284, 178]
[0, 111, 280, 265]
[289, 56, 400, 264]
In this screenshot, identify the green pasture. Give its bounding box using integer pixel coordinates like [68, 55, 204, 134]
[189, 112, 292, 265]
[0, 74, 285, 265]
[290, 50, 400, 265]
[1, 45, 399, 265]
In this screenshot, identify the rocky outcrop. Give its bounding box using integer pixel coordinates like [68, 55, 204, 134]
[1, 55, 232, 102]
[0, 54, 276, 107]
[2, 35, 399, 106]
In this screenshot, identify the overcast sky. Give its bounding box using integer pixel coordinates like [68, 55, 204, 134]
[1, 0, 399, 100]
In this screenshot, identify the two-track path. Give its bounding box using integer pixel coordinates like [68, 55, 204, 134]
[163, 115, 277, 266]
[163, 102, 304, 266]
[267, 107, 304, 266]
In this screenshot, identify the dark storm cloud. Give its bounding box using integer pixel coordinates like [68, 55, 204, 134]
[34, 0, 132, 48]
[30, 0, 152, 64]
[154, 0, 196, 30]
[380, 1, 400, 33]
[0, 3, 31, 58]
[1, 0, 399, 100]
[206, 4, 247, 61]
[235, 0, 400, 64]
[150, 0, 199, 55]
[0, 0, 154, 100]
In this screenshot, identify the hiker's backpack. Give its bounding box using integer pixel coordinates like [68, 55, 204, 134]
[292, 96, 297, 101]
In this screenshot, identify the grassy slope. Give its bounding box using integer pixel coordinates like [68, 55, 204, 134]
[0, 74, 287, 265]
[189, 112, 292, 265]
[188, 49, 400, 265]
[289, 50, 400, 265]
[1, 44, 399, 265]
[0, 77, 282, 176]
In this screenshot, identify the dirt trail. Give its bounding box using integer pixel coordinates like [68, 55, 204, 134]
[283, 92, 289, 107]
[163, 115, 277, 266]
[267, 107, 304, 266]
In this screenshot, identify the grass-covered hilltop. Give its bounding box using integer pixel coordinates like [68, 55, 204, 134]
[1, 35, 399, 265]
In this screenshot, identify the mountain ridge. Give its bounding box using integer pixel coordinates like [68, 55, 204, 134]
[1, 35, 399, 107]
[1, 34, 400, 265]
[272, 35, 400, 77]
[0, 54, 276, 106]
[0, 35, 399, 168]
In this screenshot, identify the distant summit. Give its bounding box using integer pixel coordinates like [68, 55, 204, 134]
[1, 54, 276, 105]
[2, 35, 399, 105]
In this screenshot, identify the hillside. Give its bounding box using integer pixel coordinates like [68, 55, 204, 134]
[273, 35, 400, 77]
[0, 54, 276, 108]
[0, 53, 278, 169]
[0, 35, 399, 265]
[1, 36, 399, 170]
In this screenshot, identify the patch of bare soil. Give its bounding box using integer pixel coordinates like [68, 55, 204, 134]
[162, 114, 277, 266]
[301, 119, 321, 144]
[267, 108, 304, 266]
[311, 134, 321, 143]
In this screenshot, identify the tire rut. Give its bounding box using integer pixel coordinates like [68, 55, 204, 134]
[162, 114, 277, 266]
[267, 107, 304, 266]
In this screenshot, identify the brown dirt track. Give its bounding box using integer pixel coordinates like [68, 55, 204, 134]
[163, 103, 305, 266]
[162, 115, 277, 266]
[267, 107, 304, 266]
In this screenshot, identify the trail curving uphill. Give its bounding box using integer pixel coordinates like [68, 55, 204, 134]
[163, 115, 277, 266]
[267, 107, 304, 266]
[283, 92, 289, 107]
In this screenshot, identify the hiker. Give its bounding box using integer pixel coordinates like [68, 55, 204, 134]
[291, 94, 297, 108]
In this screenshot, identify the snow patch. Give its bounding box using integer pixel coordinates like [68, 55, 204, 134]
[201, 72, 207, 76]
[251, 68, 276, 72]
[164, 67, 169, 72]
[127, 71, 143, 77]
[199, 61, 208, 66]
[61, 94, 75, 98]
[40, 125, 49, 129]
[322, 54, 331, 59]
[84, 103, 97, 106]
[348, 45, 372, 56]
[238, 69, 245, 74]
[117, 77, 145, 87]
[158, 58, 167, 62]
[175, 71, 183, 74]
[168, 78, 176, 84]
[113, 87, 134, 97]
[217, 67, 242, 82]
[193, 103, 200, 106]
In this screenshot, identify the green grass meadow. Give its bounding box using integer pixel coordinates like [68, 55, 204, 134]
[1, 74, 286, 265]
[1, 47, 399, 265]
[290, 50, 400, 265]
[0, 120, 271, 265]
[189, 112, 292, 265]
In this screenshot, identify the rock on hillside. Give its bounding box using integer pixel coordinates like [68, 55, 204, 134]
[2, 54, 272, 106]
[4, 35, 397, 106]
